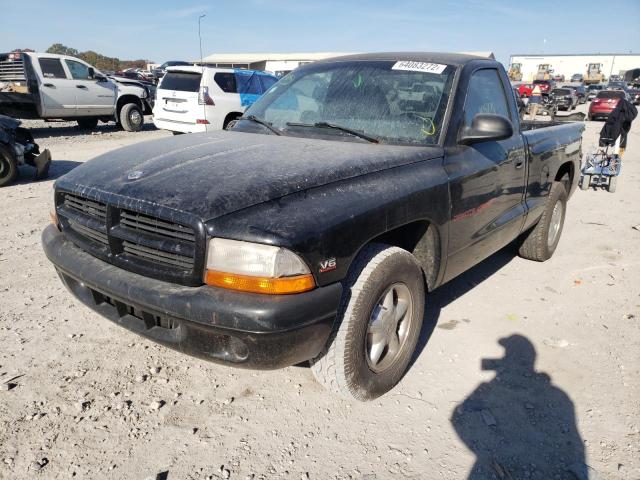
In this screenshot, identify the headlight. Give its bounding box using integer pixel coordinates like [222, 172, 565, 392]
[204, 238, 315, 294]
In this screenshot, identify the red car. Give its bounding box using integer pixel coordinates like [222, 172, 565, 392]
[518, 83, 533, 97]
[588, 90, 627, 120]
[532, 79, 555, 94]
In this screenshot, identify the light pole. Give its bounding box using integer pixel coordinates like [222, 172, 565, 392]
[198, 14, 206, 66]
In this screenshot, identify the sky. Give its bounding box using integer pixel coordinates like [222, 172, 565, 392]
[1, 0, 639, 66]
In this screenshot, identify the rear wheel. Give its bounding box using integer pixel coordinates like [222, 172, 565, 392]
[76, 118, 98, 130]
[608, 176, 617, 193]
[518, 182, 567, 262]
[310, 244, 425, 401]
[119, 103, 144, 132]
[0, 144, 19, 187]
[580, 174, 591, 191]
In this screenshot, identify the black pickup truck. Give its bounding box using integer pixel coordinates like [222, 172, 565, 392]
[42, 53, 584, 400]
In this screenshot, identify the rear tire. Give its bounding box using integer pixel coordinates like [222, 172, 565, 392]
[580, 174, 591, 191]
[518, 182, 567, 262]
[76, 118, 98, 130]
[119, 103, 144, 132]
[310, 244, 425, 401]
[0, 144, 18, 187]
[608, 176, 617, 193]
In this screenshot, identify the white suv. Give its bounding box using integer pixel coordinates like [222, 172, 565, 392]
[153, 66, 278, 134]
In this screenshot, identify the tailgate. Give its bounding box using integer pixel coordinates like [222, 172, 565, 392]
[155, 71, 202, 124]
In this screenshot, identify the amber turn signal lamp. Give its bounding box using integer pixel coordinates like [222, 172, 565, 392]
[50, 210, 59, 229]
[204, 270, 315, 295]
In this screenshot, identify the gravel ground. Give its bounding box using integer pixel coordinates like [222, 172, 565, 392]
[0, 109, 638, 480]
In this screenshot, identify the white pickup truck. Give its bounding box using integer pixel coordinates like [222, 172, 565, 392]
[0, 51, 154, 131]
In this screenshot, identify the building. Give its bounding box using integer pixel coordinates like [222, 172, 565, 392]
[509, 53, 640, 82]
[198, 52, 349, 77]
[199, 51, 495, 76]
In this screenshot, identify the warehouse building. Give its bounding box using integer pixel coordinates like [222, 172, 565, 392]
[199, 51, 495, 77]
[198, 52, 348, 77]
[509, 53, 640, 82]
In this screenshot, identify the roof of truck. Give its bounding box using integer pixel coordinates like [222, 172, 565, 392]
[318, 52, 496, 66]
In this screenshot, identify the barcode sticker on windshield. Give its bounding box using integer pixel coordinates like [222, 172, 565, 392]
[392, 61, 447, 74]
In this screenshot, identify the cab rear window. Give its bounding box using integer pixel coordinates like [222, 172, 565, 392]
[159, 72, 202, 92]
[39, 58, 66, 79]
[597, 91, 624, 99]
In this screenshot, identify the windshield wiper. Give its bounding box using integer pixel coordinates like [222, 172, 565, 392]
[286, 121, 379, 143]
[242, 115, 282, 136]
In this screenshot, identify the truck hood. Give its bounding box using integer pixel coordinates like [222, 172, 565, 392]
[56, 131, 443, 221]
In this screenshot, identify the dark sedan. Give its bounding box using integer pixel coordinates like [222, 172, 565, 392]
[563, 84, 587, 104]
[550, 87, 578, 111]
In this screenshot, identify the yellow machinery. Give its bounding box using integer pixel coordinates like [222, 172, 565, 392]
[508, 63, 522, 82]
[535, 64, 552, 80]
[585, 63, 604, 85]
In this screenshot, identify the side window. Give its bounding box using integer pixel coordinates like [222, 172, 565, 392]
[235, 72, 261, 95]
[65, 60, 91, 80]
[464, 69, 511, 126]
[38, 58, 66, 79]
[214, 72, 237, 93]
[259, 75, 278, 93]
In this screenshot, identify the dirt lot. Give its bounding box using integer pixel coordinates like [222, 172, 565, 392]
[1, 110, 638, 480]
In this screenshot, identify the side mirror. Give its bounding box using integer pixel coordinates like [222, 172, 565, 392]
[88, 67, 95, 78]
[95, 73, 107, 82]
[458, 113, 514, 146]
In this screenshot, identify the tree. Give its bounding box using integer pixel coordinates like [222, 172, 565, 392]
[43, 43, 151, 72]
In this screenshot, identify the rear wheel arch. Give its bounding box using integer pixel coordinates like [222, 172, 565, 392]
[223, 112, 243, 129]
[555, 161, 575, 193]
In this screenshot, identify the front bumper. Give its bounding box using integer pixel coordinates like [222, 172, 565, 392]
[42, 225, 342, 369]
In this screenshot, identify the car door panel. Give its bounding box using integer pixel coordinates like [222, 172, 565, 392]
[65, 59, 116, 116]
[37, 57, 75, 117]
[443, 67, 527, 282]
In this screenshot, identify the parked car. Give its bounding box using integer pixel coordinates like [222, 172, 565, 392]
[0, 114, 50, 187]
[550, 87, 578, 111]
[517, 83, 533, 97]
[563, 84, 587, 103]
[553, 74, 565, 82]
[532, 79, 555, 94]
[607, 81, 629, 93]
[43, 52, 584, 400]
[627, 87, 640, 105]
[153, 66, 278, 134]
[588, 90, 628, 120]
[152, 61, 191, 82]
[587, 84, 604, 101]
[570, 73, 584, 83]
[609, 74, 622, 83]
[0, 51, 154, 131]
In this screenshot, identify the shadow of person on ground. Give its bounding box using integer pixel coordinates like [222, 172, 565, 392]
[451, 335, 588, 480]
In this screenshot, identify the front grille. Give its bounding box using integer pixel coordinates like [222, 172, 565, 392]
[56, 192, 203, 286]
[121, 210, 195, 242]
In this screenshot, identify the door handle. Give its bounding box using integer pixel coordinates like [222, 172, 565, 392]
[76, 85, 88, 89]
[43, 83, 54, 88]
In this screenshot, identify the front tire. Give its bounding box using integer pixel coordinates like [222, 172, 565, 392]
[608, 176, 617, 193]
[0, 144, 19, 187]
[310, 244, 425, 401]
[580, 174, 591, 190]
[119, 103, 144, 132]
[518, 182, 567, 262]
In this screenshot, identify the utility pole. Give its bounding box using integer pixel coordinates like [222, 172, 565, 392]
[198, 14, 206, 66]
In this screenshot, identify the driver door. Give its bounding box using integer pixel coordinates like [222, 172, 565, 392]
[443, 68, 527, 281]
[64, 59, 116, 116]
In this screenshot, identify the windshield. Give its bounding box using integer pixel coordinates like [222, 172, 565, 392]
[242, 60, 455, 145]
